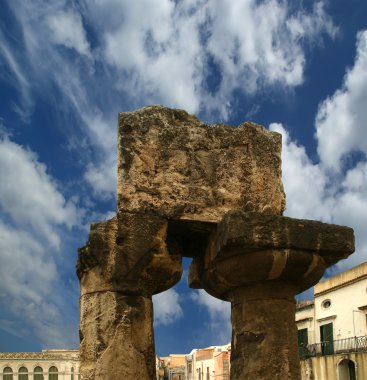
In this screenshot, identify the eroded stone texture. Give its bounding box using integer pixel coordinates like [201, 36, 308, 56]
[117, 105, 285, 221]
[77, 213, 182, 379]
[186, 211, 355, 379]
[78, 105, 355, 380]
[79, 292, 154, 379]
[77, 214, 182, 297]
[188, 211, 355, 300]
[231, 283, 300, 380]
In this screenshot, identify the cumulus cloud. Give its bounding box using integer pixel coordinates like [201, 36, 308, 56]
[46, 9, 91, 56]
[269, 125, 367, 273]
[153, 289, 183, 326]
[3, 0, 337, 198]
[0, 137, 81, 347]
[99, 0, 337, 119]
[270, 123, 330, 221]
[202, 0, 337, 117]
[316, 30, 367, 171]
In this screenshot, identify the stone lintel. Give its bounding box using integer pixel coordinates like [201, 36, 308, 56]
[117, 105, 285, 220]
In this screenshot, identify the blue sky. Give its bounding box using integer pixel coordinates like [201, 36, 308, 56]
[0, 0, 366, 357]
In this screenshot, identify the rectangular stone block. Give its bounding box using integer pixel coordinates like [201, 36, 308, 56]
[216, 211, 355, 265]
[117, 106, 285, 221]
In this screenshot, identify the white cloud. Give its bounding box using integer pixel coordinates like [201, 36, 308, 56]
[270, 123, 330, 221]
[0, 137, 80, 248]
[271, 29, 367, 271]
[191, 290, 231, 344]
[316, 30, 367, 171]
[3, 0, 337, 198]
[0, 138, 81, 347]
[95, 0, 336, 118]
[84, 158, 117, 200]
[202, 0, 337, 118]
[46, 9, 91, 56]
[269, 123, 367, 273]
[0, 214, 77, 348]
[153, 289, 183, 326]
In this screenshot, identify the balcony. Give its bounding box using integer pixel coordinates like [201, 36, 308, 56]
[299, 336, 367, 358]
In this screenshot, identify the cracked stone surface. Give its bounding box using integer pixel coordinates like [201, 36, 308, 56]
[77, 105, 355, 380]
[186, 211, 354, 379]
[117, 105, 285, 220]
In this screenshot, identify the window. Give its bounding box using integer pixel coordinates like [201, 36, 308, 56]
[33, 366, 44, 380]
[3, 367, 13, 380]
[206, 367, 210, 380]
[188, 363, 192, 373]
[320, 322, 334, 355]
[18, 367, 28, 380]
[71, 367, 74, 380]
[298, 328, 309, 357]
[48, 366, 58, 380]
[322, 299, 331, 309]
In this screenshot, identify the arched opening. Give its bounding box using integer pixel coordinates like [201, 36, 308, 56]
[33, 366, 44, 380]
[71, 367, 74, 380]
[18, 367, 28, 380]
[338, 359, 356, 380]
[48, 366, 58, 380]
[3, 367, 13, 380]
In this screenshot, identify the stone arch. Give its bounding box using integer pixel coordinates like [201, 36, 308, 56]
[338, 358, 357, 380]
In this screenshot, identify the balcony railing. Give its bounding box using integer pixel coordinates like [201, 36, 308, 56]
[299, 336, 367, 358]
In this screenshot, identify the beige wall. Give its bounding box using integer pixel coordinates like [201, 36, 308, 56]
[300, 352, 367, 380]
[0, 350, 80, 379]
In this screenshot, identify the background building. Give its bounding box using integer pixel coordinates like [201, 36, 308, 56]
[0, 349, 80, 379]
[296, 262, 367, 380]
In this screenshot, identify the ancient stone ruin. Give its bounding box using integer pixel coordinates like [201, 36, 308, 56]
[77, 105, 355, 379]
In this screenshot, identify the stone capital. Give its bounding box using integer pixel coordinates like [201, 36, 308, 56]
[188, 211, 355, 300]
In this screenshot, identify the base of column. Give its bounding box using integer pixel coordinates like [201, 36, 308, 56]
[79, 291, 155, 380]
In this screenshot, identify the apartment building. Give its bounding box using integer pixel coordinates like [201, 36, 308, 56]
[296, 262, 367, 380]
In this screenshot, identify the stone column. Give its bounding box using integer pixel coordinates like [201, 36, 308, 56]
[77, 214, 182, 380]
[188, 211, 355, 380]
[78, 105, 355, 379]
[79, 292, 155, 379]
[230, 282, 300, 380]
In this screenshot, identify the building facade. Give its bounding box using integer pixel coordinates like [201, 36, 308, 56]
[296, 262, 367, 380]
[0, 349, 80, 380]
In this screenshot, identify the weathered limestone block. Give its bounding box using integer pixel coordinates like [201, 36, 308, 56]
[79, 292, 154, 379]
[187, 211, 355, 379]
[189, 211, 355, 300]
[77, 213, 182, 296]
[78, 105, 355, 380]
[231, 283, 300, 380]
[117, 105, 285, 221]
[77, 213, 182, 379]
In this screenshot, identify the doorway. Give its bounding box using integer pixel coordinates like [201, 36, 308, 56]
[338, 359, 356, 380]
